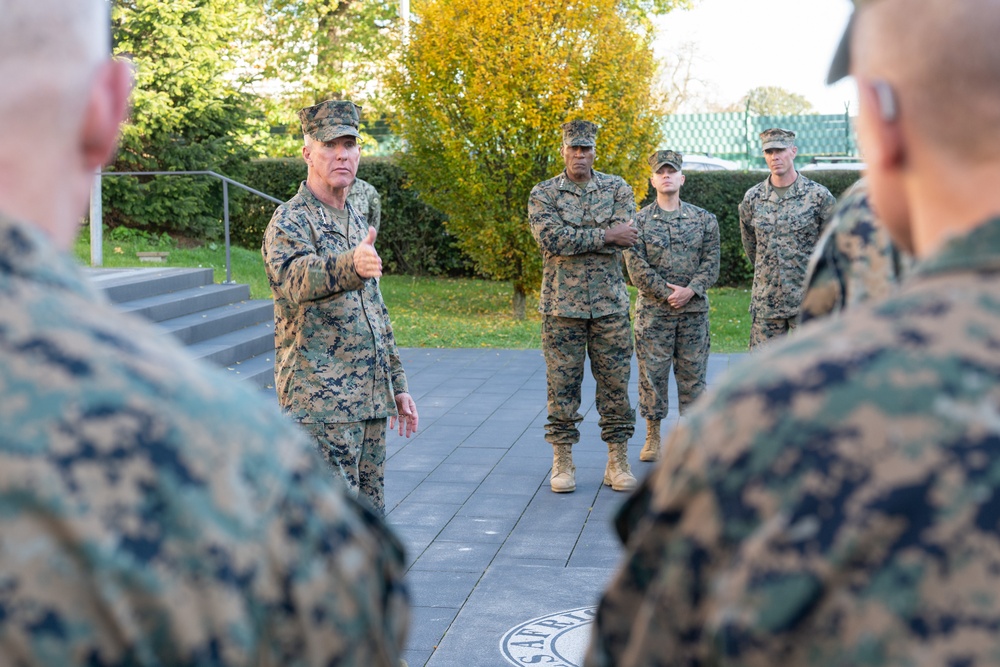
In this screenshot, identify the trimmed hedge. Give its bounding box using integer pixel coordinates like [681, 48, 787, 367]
[237, 157, 468, 276]
[234, 158, 304, 250]
[642, 170, 861, 286]
[234, 158, 859, 286]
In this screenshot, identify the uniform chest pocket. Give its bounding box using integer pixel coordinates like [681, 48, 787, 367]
[317, 234, 349, 258]
[784, 203, 818, 233]
[556, 198, 585, 227]
[588, 194, 615, 227]
[754, 202, 781, 232]
[557, 194, 614, 228]
[671, 222, 705, 248]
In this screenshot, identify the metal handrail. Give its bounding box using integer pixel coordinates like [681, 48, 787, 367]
[90, 169, 283, 284]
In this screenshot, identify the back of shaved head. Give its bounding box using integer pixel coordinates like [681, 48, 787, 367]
[0, 0, 109, 131]
[0, 0, 107, 66]
[853, 0, 1000, 162]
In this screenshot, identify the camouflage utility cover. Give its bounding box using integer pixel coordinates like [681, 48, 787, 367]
[799, 178, 909, 323]
[0, 212, 408, 664]
[299, 99, 362, 141]
[587, 216, 1000, 666]
[262, 182, 407, 423]
[561, 119, 598, 147]
[625, 200, 720, 315]
[648, 149, 683, 172]
[739, 173, 836, 319]
[760, 127, 796, 150]
[348, 177, 382, 232]
[528, 170, 635, 318]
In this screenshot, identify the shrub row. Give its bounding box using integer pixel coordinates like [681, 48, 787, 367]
[127, 157, 860, 286]
[237, 157, 469, 276]
[647, 170, 860, 286]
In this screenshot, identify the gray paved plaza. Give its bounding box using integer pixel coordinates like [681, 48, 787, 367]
[387, 348, 746, 667]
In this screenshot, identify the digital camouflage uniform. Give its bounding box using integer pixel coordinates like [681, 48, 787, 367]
[528, 162, 636, 448]
[348, 176, 381, 232]
[799, 178, 910, 324]
[262, 100, 408, 515]
[586, 216, 1000, 667]
[0, 212, 408, 665]
[626, 195, 720, 418]
[740, 129, 835, 349]
[262, 182, 406, 515]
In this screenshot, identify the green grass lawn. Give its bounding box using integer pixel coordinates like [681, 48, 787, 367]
[75, 230, 751, 352]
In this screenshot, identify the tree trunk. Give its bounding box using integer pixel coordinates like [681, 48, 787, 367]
[512, 285, 526, 320]
[316, 0, 356, 99]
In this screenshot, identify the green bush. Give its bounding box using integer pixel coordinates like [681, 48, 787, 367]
[641, 170, 861, 286]
[231, 158, 305, 250]
[356, 158, 469, 276]
[236, 157, 469, 276]
[102, 138, 256, 242]
[107, 156, 859, 285]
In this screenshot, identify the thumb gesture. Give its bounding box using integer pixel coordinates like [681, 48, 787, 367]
[354, 225, 383, 279]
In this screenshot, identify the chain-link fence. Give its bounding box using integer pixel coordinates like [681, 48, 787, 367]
[661, 111, 857, 168]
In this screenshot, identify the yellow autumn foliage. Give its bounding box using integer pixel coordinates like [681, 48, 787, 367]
[386, 0, 665, 312]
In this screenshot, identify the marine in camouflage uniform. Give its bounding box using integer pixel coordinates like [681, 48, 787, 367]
[0, 212, 409, 666]
[586, 216, 1000, 667]
[587, 0, 1000, 663]
[0, 1, 408, 657]
[625, 150, 720, 463]
[799, 178, 910, 323]
[348, 176, 382, 232]
[528, 120, 638, 494]
[262, 100, 417, 515]
[739, 128, 835, 349]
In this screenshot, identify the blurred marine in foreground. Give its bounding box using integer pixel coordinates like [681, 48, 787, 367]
[799, 178, 909, 324]
[0, 1, 408, 663]
[587, 0, 1000, 664]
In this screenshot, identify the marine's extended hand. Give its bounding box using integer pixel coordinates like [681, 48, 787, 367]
[354, 226, 383, 278]
[666, 283, 695, 309]
[605, 220, 638, 247]
[390, 392, 419, 437]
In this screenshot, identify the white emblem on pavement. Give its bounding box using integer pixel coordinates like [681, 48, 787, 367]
[500, 606, 596, 667]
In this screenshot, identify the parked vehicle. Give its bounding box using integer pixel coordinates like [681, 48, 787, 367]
[800, 156, 866, 171]
[682, 154, 739, 171]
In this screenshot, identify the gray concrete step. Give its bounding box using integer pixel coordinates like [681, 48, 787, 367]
[120, 284, 253, 324]
[86, 267, 215, 303]
[86, 267, 275, 389]
[224, 352, 277, 389]
[155, 299, 274, 346]
[187, 320, 275, 368]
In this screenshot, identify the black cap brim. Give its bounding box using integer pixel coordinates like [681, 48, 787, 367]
[827, 12, 855, 84]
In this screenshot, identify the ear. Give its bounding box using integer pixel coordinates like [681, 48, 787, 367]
[856, 78, 905, 171]
[80, 59, 134, 170]
[302, 143, 311, 165]
[789, 145, 798, 159]
[678, 173, 686, 187]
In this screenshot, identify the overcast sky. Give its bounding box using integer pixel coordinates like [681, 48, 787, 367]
[652, 0, 857, 114]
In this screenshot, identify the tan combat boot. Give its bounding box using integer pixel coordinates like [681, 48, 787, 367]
[551, 444, 576, 493]
[640, 418, 661, 462]
[604, 442, 637, 491]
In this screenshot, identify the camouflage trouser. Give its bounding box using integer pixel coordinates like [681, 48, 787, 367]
[635, 308, 710, 419]
[300, 419, 387, 515]
[542, 313, 636, 446]
[749, 315, 798, 350]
